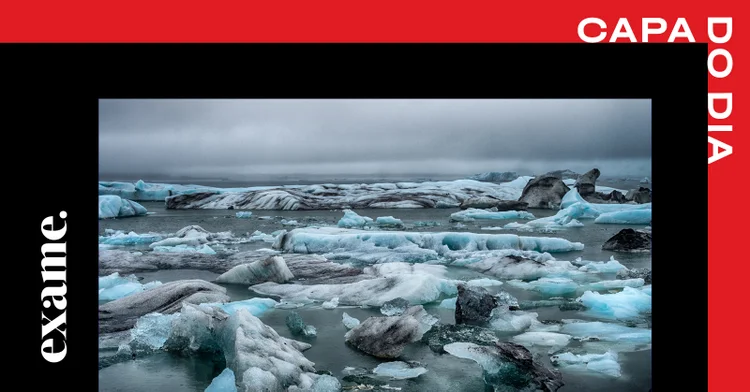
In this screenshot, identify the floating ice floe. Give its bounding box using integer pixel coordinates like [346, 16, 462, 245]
[577, 286, 652, 320]
[375, 216, 404, 228]
[251, 273, 457, 307]
[443, 342, 564, 391]
[205, 368, 237, 392]
[98, 272, 162, 301]
[99, 229, 163, 246]
[488, 309, 542, 332]
[321, 297, 339, 309]
[558, 189, 651, 225]
[164, 179, 529, 210]
[152, 244, 217, 254]
[337, 209, 374, 228]
[511, 331, 572, 349]
[99, 179, 286, 201]
[203, 298, 279, 317]
[235, 211, 252, 218]
[342, 312, 360, 329]
[275, 227, 584, 258]
[449, 209, 535, 222]
[373, 361, 428, 380]
[550, 351, 622, 378]
[558, 321, 651, 352]
[594, 210, 652, 225]
[215, 256, 294, 285]
[507, 278, 579, 296]
[286, 311, 317, 337]
[576, 256, 628, 273]
[99, 195, 148, 219]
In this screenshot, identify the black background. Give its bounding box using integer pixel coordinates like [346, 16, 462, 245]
[5, 44, 706, 391]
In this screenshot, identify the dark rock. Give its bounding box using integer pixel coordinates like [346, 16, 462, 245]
[494, 342, 564, 392]
[626, 187, 652, 204]
[602, 190, 628, 203]
[574, 168, 601, 197]
[421, 324, 499, 353]
[98, 279, 229, 334]
[444, 341, 564, 392]
[286, 311, 317, 337]
[455, 284, 498, 325]
[460, 197, 529, 211]
[518, 175, 571, 209]
[602, 228, 652, 252]
[344, 305, 436, 359]
[617, 267, 652, 284]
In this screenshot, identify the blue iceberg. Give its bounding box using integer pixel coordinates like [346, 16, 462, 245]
[98, 272, 162, 301]
[578, 287, 652, 320]
[205, 368, 237, 392]
[450, 209, 535, 222]
[99, 195, 148, 219]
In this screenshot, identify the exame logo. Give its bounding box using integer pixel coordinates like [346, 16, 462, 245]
[41, 211, 68, 363]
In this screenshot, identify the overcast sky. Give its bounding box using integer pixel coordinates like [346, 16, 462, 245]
[99, 99, 651, 179]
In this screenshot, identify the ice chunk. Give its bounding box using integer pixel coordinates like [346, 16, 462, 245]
[344, 305, 435, 358]
[375, 216, 404, 228]
[507, 278, 579, 296]
[215, 256, 294, 285]
[129, 312, 179, 351]
[439, 297, 457, 309]
[152, 244, 217, 254]
[372, 361, 428, 380]
[443, 342, 564, 391]
[251, 274, 458, 307]
[205, 368, 238, 392]
[235, 211, 252, 219]
[578, 256, 628, 273]
[322, 297, 339, 309]
[310, 374, 341, 391]
[453, 252, 583, 281]
[342, 312, 360, 329]
[594, 209, 652, 225]
[380, 297, 411, 316]
[337, 209, 374, 228]
[450, 209, 535, 222]
[282, 219, 299, 226]
[560, 188, 587, 209]
[99, 230, 163, 246]
[578, 287, 652, 319]
[277, 227, 584, 256]
[584, 279, 645, 291]
[511, 331, 571, 349]
[413, 221, 440, 227]
[163, 179, 527, 210]
[286, 311, 317, 337]
[465, 278, 504, 287]
[488, 309, 542, 332]
[550, 351, 621, 378]
[641, 285, 652, 296]
[204, 298, 279, 317]
[99, 195, 148, 219]
[98, 273, 163, 301]
[559, 321, 651, 352]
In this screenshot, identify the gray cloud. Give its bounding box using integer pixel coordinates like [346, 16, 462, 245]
[99, 99, 651, 178]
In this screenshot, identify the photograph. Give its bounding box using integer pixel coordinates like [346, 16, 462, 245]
[97, 98, 653, 392]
